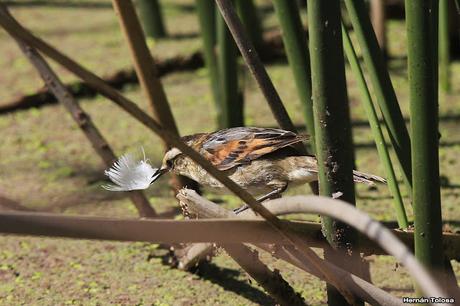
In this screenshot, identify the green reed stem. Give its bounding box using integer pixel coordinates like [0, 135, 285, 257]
[272, 0, 315, 152]
[342, 23, 408, 228]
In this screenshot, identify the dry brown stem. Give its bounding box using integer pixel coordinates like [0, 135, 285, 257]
[177, 189, 402, 306]
[111, 0, 198, 192]
[179, 190, 448, 298]
[11, 33, 156, 218]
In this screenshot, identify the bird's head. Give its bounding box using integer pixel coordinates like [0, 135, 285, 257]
[147, 147, 183, 183]
[157, 147, 183, 175]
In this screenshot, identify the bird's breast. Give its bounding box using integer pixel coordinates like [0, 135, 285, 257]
[286, 167, 317, 184]
[174, 156, 318, 193]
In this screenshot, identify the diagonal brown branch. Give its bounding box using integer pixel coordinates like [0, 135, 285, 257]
[180, 194, 306, 305]
[177, 189, 455, 303]
[0, 5, 351, 301]
[177, 189, 403, 306]
[111, 0, 178, 134]
[11, 34, 156, 218]
[223, 244, 307, 306]
[111, 0, 198, 193]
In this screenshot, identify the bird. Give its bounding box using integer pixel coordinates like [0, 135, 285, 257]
[103, 127, 386, 207]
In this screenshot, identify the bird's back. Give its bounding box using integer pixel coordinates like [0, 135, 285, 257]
[182, 127, 309, 171]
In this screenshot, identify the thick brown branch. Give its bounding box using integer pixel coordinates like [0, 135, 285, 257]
[212, 192, 448, 298]
[174, 243, 215, 270]
[180, 192, 306, 305]
[177, 189, 402, 306]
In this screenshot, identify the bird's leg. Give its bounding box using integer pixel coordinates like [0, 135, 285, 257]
[233, 185, 287, 215]
[256, 188, 284, 202]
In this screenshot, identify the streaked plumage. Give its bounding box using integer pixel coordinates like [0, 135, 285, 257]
[103, 127, 386, 198]
[191, 127, 308, 170]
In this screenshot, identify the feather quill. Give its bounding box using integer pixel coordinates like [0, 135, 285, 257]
[102, 150, 159, 191]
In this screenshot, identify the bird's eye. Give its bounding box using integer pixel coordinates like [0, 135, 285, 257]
[166, 159, 173, 168]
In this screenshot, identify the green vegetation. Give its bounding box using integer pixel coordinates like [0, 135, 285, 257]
[344, 0, 413, 194]
[307, 1, 361, 304]
[439, 0, 450, 92]
[342, 24, 408, 228]
[235, 0, 264, 53]
[195, 0, 221, 125]
[405, 0, 444, 278]
[217, 10, 243, 127]
[0, 1, 459, 304]
[272, 0, 315, 151]
[137, 0, 167, 39]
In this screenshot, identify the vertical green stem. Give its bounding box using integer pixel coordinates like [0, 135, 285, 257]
[196, 0, 222, 126]
[137, 0, 166, 39]
[342, 24, 408, 228]
[235, 0, 264, 53]
[307, 1, 361, 305]
[217, 11, 243, 127]
[272, 0, 315, 152]
[214, 0, 318, 194]
[405, 0, 444, 288]
[214, 0, 304, 138]
[344, 0, 412, 194]
[439, 0, 450, 92]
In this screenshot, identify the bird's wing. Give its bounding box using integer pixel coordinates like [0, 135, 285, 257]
[199, 127, 309, 170]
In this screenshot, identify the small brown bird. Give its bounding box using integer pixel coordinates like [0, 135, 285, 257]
[156, 127, 386, 198]
[104, 127, 386, 203]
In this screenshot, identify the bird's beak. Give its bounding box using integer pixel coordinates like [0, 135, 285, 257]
[151, 166, 169, 183]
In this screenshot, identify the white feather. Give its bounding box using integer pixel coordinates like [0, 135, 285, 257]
[102, 150, 159, 191]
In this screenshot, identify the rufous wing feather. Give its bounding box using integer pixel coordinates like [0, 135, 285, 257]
[198, 127, 309, 170]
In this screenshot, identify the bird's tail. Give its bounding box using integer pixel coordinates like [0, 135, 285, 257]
[353, 170, 387, 185]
